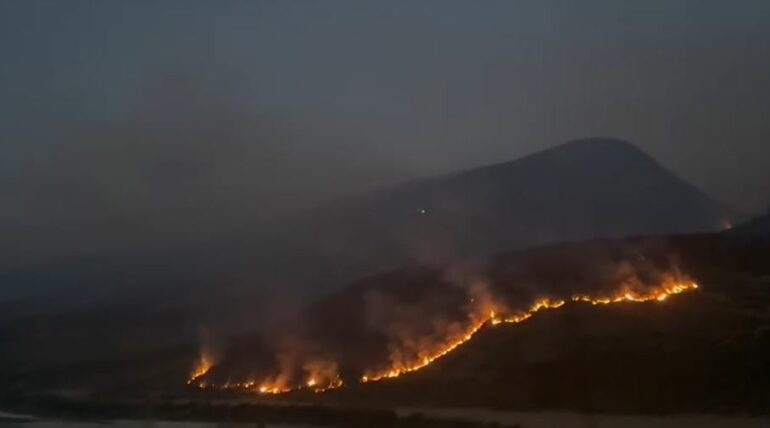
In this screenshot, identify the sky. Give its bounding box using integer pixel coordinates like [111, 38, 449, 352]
[1, 0, 769, 268]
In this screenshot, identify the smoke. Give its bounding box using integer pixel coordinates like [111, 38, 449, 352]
[193, 326, 220, 373]
[356, 261, 509, 377]
[269, 334, 341, 390]
[0, 73, 404, 271]
[4, 0, 770, 284]
[363, 288, 457, 373]
[193, 236, 700, 392]
[443, 260, 504, 316]
[387, 240, 690, 369]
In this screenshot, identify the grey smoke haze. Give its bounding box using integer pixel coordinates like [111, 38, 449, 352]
[1, 0, 769, 269]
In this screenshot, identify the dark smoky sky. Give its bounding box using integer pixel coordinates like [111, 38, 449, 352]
[1, 0, 769, 269]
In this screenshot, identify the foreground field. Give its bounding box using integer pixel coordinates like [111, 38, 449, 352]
[399, 408, 770, 428]
[2, 408, 770, 428]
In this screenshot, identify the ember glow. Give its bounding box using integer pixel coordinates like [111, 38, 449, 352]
[213, 374, 343, 395]
[188, 278, 699, 394]
[190, 361, 345, 395]
[187, 352, 213, 386]
[361, 315, 489, 383]
[721, 217, 734, 230]
[570, 279, 698, 306]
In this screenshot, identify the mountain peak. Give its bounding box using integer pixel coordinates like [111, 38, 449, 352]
[536, 137, 652, 164]
[557, 137, 642, 152]
[254, 137, 729, 294]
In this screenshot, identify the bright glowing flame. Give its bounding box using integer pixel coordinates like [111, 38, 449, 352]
[361, 279, 697, 384]
[361, 316, 489, 383]
[205, 368, 344, 395]
[187, 352, 213, 386]
[187, 278, 699, 394]
[258, 384, 291, 395]
[570, 279, 697, 306]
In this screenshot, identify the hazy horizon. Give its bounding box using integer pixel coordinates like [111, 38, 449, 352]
[2, 0, 769, 268]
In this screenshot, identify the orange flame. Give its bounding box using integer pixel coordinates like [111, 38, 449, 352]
[187, 352, 213, 386]
[188, 278, 699, 394]
[361, 316, 489, 383]
[361, 279, 697, 384]
[196, 361, 345, 395]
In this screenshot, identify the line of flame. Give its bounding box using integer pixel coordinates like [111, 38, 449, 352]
[193, 375, 344, 395]
[188, 280, 698, 394]
[361, 280, 697, 383]
[187, 354, 213, 386]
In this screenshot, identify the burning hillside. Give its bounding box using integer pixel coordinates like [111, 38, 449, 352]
[188, 239, 701, 396]
[3, 233, 767, 414]
[360, 277, 697, 385]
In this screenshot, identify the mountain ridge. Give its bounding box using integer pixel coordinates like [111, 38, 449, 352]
[0, 137, 732, 310]
[268, 137, 729, 294]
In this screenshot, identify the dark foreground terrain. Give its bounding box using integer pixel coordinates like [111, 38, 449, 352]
[0, 398, 521, 428]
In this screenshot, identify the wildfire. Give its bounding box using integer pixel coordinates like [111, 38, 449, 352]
[570, 279, 698, 306]
[360, 279, 697, 384]
[188, 278, 699, 394]
[192, 369, 344, 395]
[259, 384, 293, 395]
[361, 316, 489, 383]
[227, 375, 343, 395]
[359, 297, 569, 382]
[187, 352, 213, 386]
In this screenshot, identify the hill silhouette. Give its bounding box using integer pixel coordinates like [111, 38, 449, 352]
[247, 137, 729, 294]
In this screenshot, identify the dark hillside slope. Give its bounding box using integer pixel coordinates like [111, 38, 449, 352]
[728, 213, 770, 241]
[258, 138, 729, 293]
[0, 138, 731, 367]
[0, 138, 728, 309]
[313, 234, 770, 413]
